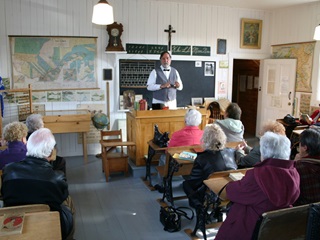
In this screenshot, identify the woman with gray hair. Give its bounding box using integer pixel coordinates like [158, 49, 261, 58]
[215, 132, 300, 240]
[167, 109, 203, 147]
[26, 113, 44, 139]
[183, 124, 237, 208]
[154, 109, 204, 192]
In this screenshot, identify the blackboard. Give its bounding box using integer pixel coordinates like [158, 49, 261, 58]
[119, 60, 215, 108]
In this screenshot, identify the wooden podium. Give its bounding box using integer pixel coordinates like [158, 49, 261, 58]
[126, 108, 207, 166]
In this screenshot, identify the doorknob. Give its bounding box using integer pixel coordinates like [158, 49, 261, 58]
[258, 87, 261, 91]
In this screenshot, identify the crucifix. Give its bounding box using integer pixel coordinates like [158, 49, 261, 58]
[164, 25, 176, 51]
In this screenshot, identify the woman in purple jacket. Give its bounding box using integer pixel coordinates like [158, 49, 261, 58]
[0, 122, 28, 170]
[215, 132, 300, 240]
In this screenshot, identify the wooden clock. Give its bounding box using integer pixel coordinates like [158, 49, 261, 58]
[106, 22, 125, 51]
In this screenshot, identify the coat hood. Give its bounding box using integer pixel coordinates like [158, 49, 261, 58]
[216, 118, 243, 133]
[254, 158, 300, 208]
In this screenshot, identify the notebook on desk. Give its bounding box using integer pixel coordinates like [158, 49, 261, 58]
[173, 151, 197, 161]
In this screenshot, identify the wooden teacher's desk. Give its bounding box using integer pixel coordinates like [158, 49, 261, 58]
[40, 110, 91, 163]
[126, 108, 207, 166]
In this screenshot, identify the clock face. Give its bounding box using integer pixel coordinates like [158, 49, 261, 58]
[111, 28, 120, 37]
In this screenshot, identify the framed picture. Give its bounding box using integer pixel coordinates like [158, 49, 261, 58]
[217, 39, 227, 54]
[204, 62, 215, 76]
[240, 18, 262, 49]
[191, 98, 203, 106]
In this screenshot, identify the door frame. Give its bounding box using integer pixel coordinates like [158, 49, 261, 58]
[228, 53, 270, 100]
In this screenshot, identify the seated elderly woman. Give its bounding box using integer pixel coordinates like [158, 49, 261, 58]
[215, 103, 244, 142]
[215, 132, 300, 240]
[183, 124, 237, 208]
[154, 109, 204, 193]
[0, 122, 28, 170]
[26, 113, 44, 139]
[294, 128, 320, 206]
[235, 120, 286, 168]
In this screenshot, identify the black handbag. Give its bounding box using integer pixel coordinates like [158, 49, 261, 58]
[153, 124, 169, 148]
[160, 206, 194, 232]
[283, 114, 297, 125]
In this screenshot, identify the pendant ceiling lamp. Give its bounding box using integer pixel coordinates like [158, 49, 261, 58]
[314, 24, 320, 40]
[92, 0, 114, 25]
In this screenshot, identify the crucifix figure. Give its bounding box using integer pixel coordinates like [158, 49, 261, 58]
[164, 25, 176, 51]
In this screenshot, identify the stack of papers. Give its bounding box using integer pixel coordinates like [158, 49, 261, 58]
[229, 172, 245, 181]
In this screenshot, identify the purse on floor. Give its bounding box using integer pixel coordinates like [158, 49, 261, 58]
[160, 206, 194, 233]
[153, 124, 169, 148]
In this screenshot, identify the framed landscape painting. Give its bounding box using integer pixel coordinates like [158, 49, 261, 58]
[240, 19, 262, 49]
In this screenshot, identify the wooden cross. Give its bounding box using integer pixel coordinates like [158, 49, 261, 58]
[164, 25, 176, 51]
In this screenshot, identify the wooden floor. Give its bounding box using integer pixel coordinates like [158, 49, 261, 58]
[67, 155, 198, 240]
[67, 135, 260, 240]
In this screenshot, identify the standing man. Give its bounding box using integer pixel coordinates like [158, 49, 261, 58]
[147, 51, 183, 109]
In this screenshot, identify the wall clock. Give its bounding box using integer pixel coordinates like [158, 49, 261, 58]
[106, 22, 125, 51]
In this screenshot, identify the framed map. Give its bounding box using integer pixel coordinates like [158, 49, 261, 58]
[272, 41, 315, 93]
[9, 36, 98, 90]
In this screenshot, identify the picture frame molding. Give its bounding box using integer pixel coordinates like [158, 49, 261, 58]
[191, 97, 203, 106]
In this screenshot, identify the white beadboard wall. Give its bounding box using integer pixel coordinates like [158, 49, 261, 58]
[0, 0, 319, 156]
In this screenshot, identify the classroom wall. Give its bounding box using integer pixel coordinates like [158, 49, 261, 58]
[0, 0, 318, 156]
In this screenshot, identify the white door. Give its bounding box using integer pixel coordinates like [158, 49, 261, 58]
[256, 59, 297, 137]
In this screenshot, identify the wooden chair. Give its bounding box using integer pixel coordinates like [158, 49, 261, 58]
[100, 130, 135, 182]
[306, 202, 320, 240]
[252, 204, 310, 240]
[0, 204, 61, 239]
[207, 101, 224, 124]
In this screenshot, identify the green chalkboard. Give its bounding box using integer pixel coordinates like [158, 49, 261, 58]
[126, 44, 147, 54]
[172, 45, 191, 55]
[192, 46, 211, 56]
[147, 45, 167, 54]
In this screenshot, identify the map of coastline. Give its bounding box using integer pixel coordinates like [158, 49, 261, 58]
[272, 42, 315, 93]
[10, 36, 97, 90]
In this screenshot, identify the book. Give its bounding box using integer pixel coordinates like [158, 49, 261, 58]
[0, 213, 24, 236]
[177, 151, 197, 161]
[301, 114, 310, 122]
[229, 172, 245, 181]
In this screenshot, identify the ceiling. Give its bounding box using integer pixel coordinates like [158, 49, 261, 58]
[154, 0, 319, 10]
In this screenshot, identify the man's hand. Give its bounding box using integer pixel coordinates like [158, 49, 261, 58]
[174, 81, 180, 88]
[160, 82, 171, 89]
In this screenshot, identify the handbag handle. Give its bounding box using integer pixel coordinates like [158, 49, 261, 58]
[175, 206, 194, 220]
